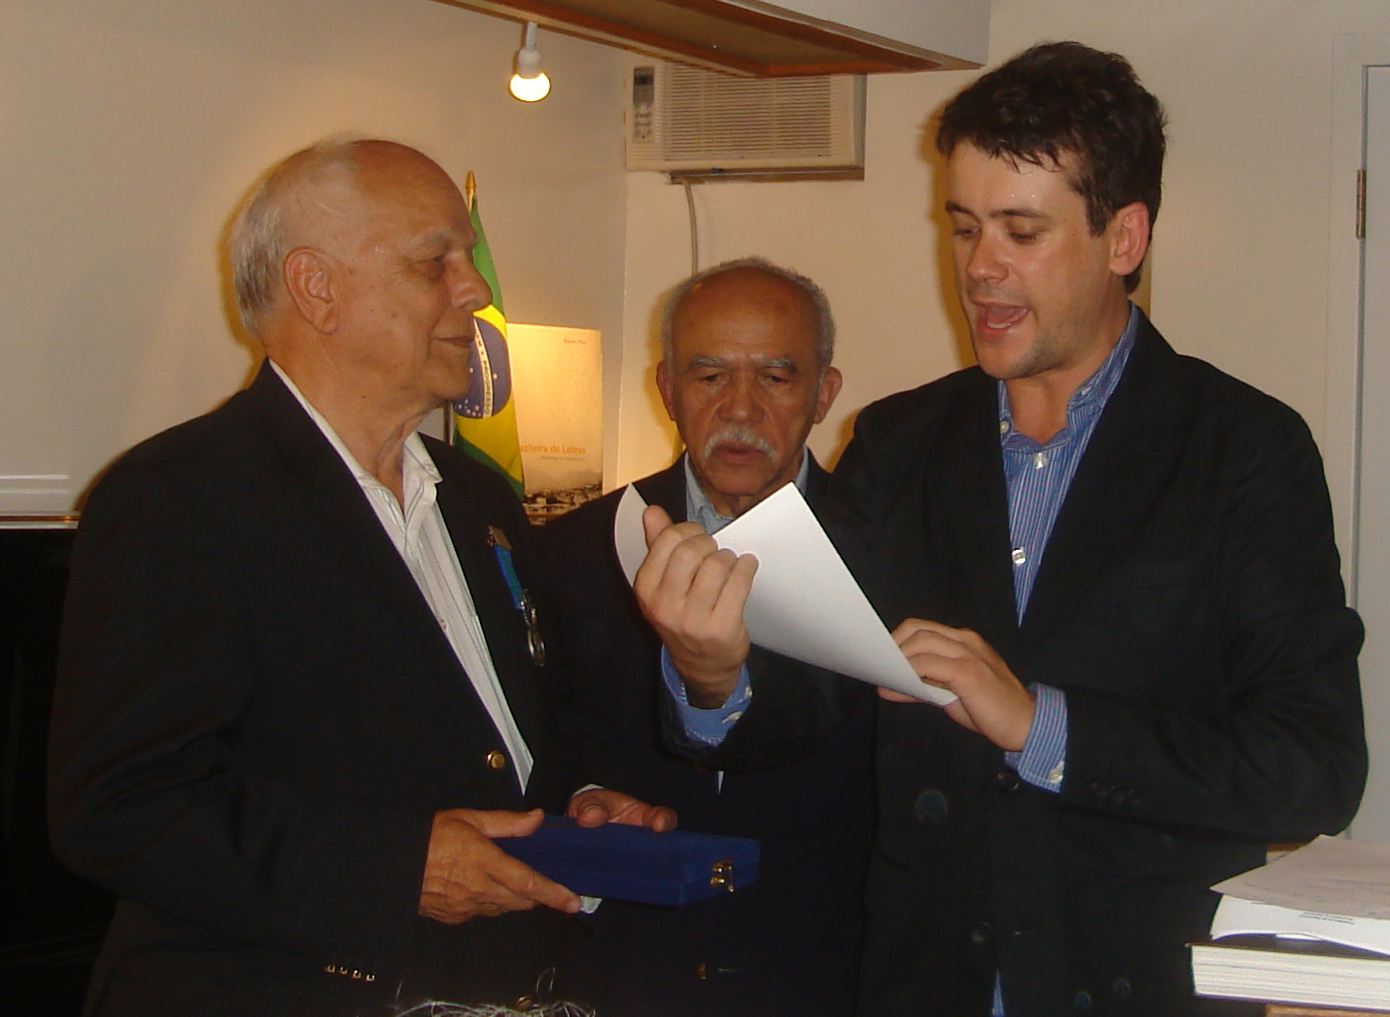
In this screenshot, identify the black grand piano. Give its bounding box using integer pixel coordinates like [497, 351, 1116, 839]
[1, 519, 115, 1016]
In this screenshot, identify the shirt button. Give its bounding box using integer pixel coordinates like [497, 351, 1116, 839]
[486, 750, 507, 771]
[1011, 547, 1027, 566]
[1034, 451, 1049, 469]
[999, 419, 1009, 435]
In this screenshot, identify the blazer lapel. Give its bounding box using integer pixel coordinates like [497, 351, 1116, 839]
[1015, 319, 1177, 656]
[434, 476, 546, 755]
[247, 365, 501, 727]
[249, 368, 455, 644]
[928, 376, 1020, 650]
[635, 459, 689, 523]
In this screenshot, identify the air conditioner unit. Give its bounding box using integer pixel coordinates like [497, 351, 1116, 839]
[626, 62, 866, 181]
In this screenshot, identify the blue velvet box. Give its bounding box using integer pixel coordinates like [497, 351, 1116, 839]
[496, 817, 759, 907]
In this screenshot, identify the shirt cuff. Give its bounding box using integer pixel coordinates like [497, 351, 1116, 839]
[660, 647, 751, 748]
[1006, 683, 1067, 792]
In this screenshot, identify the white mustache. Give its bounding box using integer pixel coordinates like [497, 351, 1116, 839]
[701, 425, 776, 460]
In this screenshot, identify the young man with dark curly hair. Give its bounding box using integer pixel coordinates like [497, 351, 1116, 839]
[637, 42, 1366, 1017]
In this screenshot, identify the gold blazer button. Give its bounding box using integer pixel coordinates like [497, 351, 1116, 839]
[486, 750, 507, 771]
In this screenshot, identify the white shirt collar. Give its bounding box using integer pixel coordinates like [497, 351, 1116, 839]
[268, 360, 440, 494]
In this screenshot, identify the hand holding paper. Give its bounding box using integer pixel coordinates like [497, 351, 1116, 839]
[615, 484, 956, 706]
[631, 503, 757, 707]
[888, 619, 1034, 750]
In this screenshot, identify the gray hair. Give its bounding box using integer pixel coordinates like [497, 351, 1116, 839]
[660, 257, 836, 373]
[228, 135, 370, 336]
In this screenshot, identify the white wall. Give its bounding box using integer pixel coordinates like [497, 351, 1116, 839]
[13, 0, 1390, 524]
[0, 0, 629, 511]
[616, 0, 1390, 497]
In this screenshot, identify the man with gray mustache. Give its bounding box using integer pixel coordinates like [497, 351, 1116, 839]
[535, 258, 874, 1017]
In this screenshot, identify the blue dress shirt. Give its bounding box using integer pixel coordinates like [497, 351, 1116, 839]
[999, 307, 1138, 790]
[990, 306, 1138, 1016]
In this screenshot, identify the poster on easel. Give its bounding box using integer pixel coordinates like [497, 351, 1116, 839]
[508, 323, 603, 525]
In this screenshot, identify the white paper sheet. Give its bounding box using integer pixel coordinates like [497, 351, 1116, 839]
[613, 484, 955, 706]
[1209, 894, 1390, 956]
[1214, 835, 1390, 920]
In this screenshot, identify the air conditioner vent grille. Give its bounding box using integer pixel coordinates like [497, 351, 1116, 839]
[626, 62, 865, 178]
[663, 68, 837, 160]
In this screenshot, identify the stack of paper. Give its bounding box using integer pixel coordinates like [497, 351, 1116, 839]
[1192, 836, 1390, 1011]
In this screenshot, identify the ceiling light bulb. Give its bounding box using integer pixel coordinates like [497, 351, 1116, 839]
[509, 70, 551, 102]
[510, 23, 551, 102]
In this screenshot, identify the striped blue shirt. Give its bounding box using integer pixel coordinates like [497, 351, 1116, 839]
[991, 306, 1138, 1017]
[1001, 306, 1138, 792]
[1001, 309, 1138, 619]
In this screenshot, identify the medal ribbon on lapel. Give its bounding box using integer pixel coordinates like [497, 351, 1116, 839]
[487, 525, 546, 666]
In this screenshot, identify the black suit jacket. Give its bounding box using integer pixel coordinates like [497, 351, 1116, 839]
[535, 456, 876, 1017]
[695, 316, 1367, 1017]
[49, 364, 573, 1017]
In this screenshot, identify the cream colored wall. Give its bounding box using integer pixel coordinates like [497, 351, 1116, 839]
[0, 0, 628, 511]
[616, 0, 1390, 495]
[15, 0, 1389, 507]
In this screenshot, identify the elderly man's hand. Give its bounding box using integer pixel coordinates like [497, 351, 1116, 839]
[418, 808, 580, 924]
[881, 619, 1036, 752]
[567, 787, 677, 832]
[633, 504, 757, 708]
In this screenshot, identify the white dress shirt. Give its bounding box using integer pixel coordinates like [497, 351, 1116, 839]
[270, 362, 533, 791]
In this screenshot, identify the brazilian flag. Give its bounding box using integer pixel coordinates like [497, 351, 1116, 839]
[451, 172, 524, 497]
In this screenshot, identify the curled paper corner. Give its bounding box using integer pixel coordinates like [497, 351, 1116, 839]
[611, 481, 954, 707]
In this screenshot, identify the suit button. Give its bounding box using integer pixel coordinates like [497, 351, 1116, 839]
[486, 750, 507, 771]
[995, 768, 1021, 792]
[914, 789, 949, 825]
[1074, 989, 1093, 1010]
[969, 921, 993, 946]
[1112, 976, 1132, 999]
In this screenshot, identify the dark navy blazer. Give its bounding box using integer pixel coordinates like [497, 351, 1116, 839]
[536, 456, 876, 1017]
[49, 364, 572, 1017]
[692, 317, 1366, 1017]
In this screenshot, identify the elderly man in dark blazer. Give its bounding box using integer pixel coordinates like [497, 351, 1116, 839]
[536, 258, 875, 1017]
[636, 44, 1366, 1017]
[47, 138, 670, 1017]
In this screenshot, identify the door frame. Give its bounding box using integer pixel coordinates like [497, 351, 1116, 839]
[1328, 34, 1390, 603]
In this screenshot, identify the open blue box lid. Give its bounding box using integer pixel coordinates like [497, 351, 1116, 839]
[496, 816, 759, 907]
